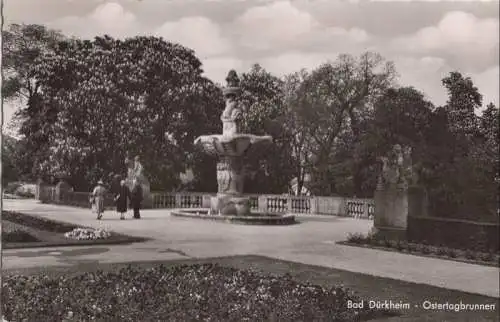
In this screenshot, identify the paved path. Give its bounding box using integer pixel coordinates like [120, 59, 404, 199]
[2, 199, 499, 298]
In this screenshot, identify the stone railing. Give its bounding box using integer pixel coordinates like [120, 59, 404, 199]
[37, 185, 374, 219]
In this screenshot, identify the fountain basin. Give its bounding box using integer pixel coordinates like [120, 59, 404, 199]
[194, 134, 273, 157]
[171, 209, 297, 225]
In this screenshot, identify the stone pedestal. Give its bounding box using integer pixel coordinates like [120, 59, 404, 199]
[373, 184, 428, 240]
[210, 194, 250, 216]
[210, 155, 250, 216]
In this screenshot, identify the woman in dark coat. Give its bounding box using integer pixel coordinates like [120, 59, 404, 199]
[114, 180, 130, 220]
[130, 179, 143, 219]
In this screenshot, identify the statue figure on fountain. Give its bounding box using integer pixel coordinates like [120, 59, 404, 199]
[378, 144, 416, 189]
[221, 70, 244, 135]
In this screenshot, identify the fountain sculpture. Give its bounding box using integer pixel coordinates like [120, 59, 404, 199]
[172, 70, 295, 224]
[194, 70, 274, 216]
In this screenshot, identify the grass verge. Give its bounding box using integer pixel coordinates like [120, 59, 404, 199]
[2, 211, 148, 249]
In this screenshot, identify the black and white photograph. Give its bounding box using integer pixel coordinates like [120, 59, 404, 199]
[1, 0, 499, 321]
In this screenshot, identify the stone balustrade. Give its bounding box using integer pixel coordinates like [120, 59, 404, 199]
[37, 185, 374, 219]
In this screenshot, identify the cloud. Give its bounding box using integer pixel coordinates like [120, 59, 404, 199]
[155, 16, 231, 58]
[233, 0, 370, 55]
[393, 56, 498, 109]
[393, 56, 450, 105]
[472, 66, 500, 107]
[233, 1, 318, 50]
[49, 2, 142, 38]
[258, 51, 338, 76]
[201, 57, 245, 84]
[391, 11, 499, 71]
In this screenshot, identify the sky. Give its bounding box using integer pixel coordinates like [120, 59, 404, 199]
[2, 0, 499, 135]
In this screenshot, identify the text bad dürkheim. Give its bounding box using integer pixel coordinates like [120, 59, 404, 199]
[347, 300, 496, 312]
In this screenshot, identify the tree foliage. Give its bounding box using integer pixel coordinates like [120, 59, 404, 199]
[292, 52, 397, 195]
[27, 35, 223, 190]
[2, 24, 67, 182]
[2, 23, 65, 101]
[238, 64, 295, 194]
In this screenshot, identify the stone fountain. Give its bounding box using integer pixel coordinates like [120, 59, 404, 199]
[172, 70, 296, 225]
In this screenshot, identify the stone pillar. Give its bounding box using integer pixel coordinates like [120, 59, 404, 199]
[373, 184, 428, 240]
[35, 178, 43, 201]
[202, 194, 212, 208]
[55, 179, 72, 204]
[258, 195, 267, 213]
[310, 197, 318, 214]
[141, 181, 153, 209]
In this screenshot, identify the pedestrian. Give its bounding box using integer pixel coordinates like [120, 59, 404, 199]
[130, 179, 143, 219]
[90, 180, 107, 220]
[114, 180, 130, 220]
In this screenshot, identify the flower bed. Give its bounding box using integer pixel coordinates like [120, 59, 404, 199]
[2, 263, 398, 321]
[342, 233, 500, 267]
[64, 228, 111, 240]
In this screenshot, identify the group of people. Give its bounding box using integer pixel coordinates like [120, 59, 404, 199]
[90, 178, 143, 220]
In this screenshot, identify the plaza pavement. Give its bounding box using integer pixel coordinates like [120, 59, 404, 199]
[2, 199, 499, 298]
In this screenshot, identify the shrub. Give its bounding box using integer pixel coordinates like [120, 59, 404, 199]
[3, 182, 22, 194]
[376, 238, 386, 247]
[346, 233, 367, 244]
[421, 245, 431, 254]
[479, 252, 494, 262]
[436, 246, 447, 256]
[446, 248, 457, 258]
[15, 191, 35, 198]
[464, 250, 476, 260]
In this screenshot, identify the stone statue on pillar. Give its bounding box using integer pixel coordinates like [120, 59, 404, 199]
[124, 153, 152, 208]
[373, 144, 427, 240]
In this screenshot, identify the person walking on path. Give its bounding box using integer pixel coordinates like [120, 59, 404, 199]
[114, 180, 130, 220]
[130, 179, 143, 219]
[90, 180, 107, 220]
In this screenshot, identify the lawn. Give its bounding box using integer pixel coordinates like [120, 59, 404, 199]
[3, 256, 498, 322]
[2, 211, 147, 249]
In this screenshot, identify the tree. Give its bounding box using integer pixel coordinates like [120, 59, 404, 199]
[30, 35, 223, 190]
[237, 64, 295, 194]
[292, 52, 397, 195]
[2, 24, 66, 181]
[423, 74, 497, 221]
[2, 136, 21, 184]
[281, 69, 314, 195]
[2, 24, 65, 102]
[442, 71, 482, 136]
